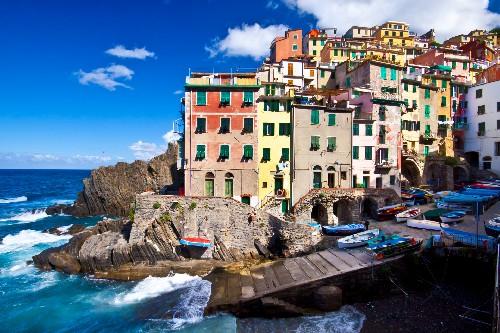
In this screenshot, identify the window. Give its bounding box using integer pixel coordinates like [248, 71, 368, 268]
[263, 182, 267, 188]
[224, 176, 233, 197]
[379, 125, 386, 144]
[196, 118, 206, 133]
[423, 146, 429, 156]
[328, 114, 336, 126]
[320, 70, 325, 78]
[425, 88, 430, 99]
[425, 124, 431, 136]
[390, 68, 397, 81]
[220, 117, 230, 133]
[334, 49, 338, 56]
[380, 67, 387, 80]
[441, 96, 447, 107]
[390, 175, 396, 185]
[312, 40, 317, 46]
[279, 123, 291, 136]
[497, 120, 500, 130]
[321, 40, 325, 46]
[495, 142, 500, 156]
[263, 123, 275, 136]
[431, 78, 437, 86]
[309, 69, 314, 77]
[243, 91, 253, 104]
[365, 146, 372, 160]
[379, 107, 386, 121]
[262, 148, 271, 161]
[452, 61, 456, 69]
[353, 123, 359, 135]
[327, 137, 336, 151]
[476, 89, 483, 98]
[412, 85, 416, 93]
[478, 105, 486, 115]
[412, 100, 417, 108]
[353, 146, 359, 159]
[341, 171, 347, 180]
[463, 62, 467, 70]
[243, 118, 253, 133]
[311, 109, 320, 124]
[243, 145, 253, 159]
[265, 84, 276, 96]
[345, 77, 351, 87]
[478, 122, 485, 136]
[366, 124, 373, 136]
[292, 44, 298, 51]
[281, 148, 290, 161]
[424, 105, 431, 119]
[312, 50, 317, 56]
[441, 80, 447, 89]
[196, 91, 207, 105]
[219, 144, 230, 159]
[196, 145, 206, 160]
[220, 91, 230, 104]
[287, 63, 293, 75]
[498, 102, 500, 112]
[311, 136, 320, 150]
[403, 82, 408, 91]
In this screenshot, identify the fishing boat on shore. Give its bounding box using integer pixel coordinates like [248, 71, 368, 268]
[377, 204, 407, 221]
[435, 200, 472, 213]
[395, 208, 421, 223]
[407, 218, 441, 231]
[179, 237, 212, 248]
[367, 235, 422, 260]
[485, 217, 500, 238]
[337, 229, 380, 249]
[439, 211, 466, 224]
[441, 227, 496, 252]
[322, 223, 365, 236]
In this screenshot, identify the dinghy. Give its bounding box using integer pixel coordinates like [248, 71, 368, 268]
[485, 217, 500, 238]
[423, 208, 449, 221]
[367, 235, 422, 260]
[179, 237, 212, 248]
[322, 223, 365, 236]
[439, 211, 466, 224]
[407, 218, 441, 231]
[337, 229, 380, 249]
[377, 204, 407, 221]
[395, 208, 421, 223]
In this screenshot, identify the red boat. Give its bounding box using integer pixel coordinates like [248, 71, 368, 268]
[179, 237, 212, 248]
[376, 204, 407, 221]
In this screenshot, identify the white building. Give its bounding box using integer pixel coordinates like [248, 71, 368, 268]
[464, 79, 500, 174]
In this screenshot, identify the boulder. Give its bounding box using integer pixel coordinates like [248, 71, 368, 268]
[313, 285, 343, 311]
[48, 252, 81, 274]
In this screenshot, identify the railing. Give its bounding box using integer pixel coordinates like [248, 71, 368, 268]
[186, 77, 259, 86]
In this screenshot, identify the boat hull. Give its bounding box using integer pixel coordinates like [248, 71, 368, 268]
[322, 224, 365, 236]
[337, 229, 380, 249]
[407, 218, 441, 231]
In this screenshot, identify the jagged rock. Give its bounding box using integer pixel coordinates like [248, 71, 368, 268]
[45, 143, 180, 217]
[48, 252, 81, 274]
[44, 224, 85, 235]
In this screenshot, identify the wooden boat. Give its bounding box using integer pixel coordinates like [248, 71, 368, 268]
[179, 237, 212, 248]
[435, 200, 472, 213]
[367, 235, 422, 260]
[407, 218, 441, 231]
[395, 208, 421, 223]
[337, 229, 380, 249]
[485, 217, 500, 238]
[423, 208, 449, 221]
[377, 204, 407, 221]
[322, 223, 365, 236]
[441, 227, 496, 252]
[439, 210, 466, 224]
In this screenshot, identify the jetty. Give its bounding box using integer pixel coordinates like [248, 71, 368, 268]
[205, 246, 410, 316]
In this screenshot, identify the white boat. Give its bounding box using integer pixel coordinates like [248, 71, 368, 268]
[407, 218, 441, 231]
[395, 208, 421, 223]
[439, 211, 466, 224]
[337, 229, 380, 249]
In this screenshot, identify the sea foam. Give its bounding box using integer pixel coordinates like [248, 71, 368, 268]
[0, 209, 48, 223]
[112, 274, 204, 305]
[0, 196, 28, 204]
[0, 229, 71, 253]
[169, 279, 212, 329]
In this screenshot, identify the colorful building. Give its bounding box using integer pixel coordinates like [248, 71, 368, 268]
[373, 21, 414, 49]
[270, 29, 303, 63]
[304, 29, 328, 62]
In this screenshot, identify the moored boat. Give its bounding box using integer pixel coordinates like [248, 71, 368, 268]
[395, 208, 421, 223]
[407, 218, 441, 231]
[423, 208, 449, 221]
[337, 229, 380, 249]
[377, 204, 407, 221]
[179, 237, 212, 248]
[322, 223, 365, 236]
[485, 217, 500, 238]
[441, 227, 496, 252]
[439, 210, 466, 224]
[367, 235, 422, 260]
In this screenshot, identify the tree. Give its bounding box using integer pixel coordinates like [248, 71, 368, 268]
[490, 27, 500, 34]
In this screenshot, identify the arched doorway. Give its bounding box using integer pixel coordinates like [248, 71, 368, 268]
[311, 202, 328, 225]
[224, 173, 234, 197]
[327, 166, 335, 188]
[313, 166, 322, 189]
[401, 158, 421, 187]
[205, 172, 215, 196]
[464, 151, 479, 168]
[333, 199, 352, 224]
[452, 166, 468, 183]
[360, 197, 378, 219]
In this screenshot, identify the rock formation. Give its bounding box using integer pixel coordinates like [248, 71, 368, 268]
[46, 143, 180, 217]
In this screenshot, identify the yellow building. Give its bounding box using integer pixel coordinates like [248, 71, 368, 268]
[304, 29, 328, 62]
[374, 21, 414, 48]
[401, 78, 421, 155]
[365, 43, 406, 65]
[257, 82, 293, 214]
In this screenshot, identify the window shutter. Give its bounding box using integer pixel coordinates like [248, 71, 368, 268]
[281, 148, 289, 161]
[412, 85, 416, 93]
[353, 146, 359, 159]
[328, 114, 336, 126]
[380, 67, 387, 79]
[365, 146, 372, 160]
[263, 148, 271, 161]
[220, 145, 229, 159]
[327, 137, 336, 151]
[366, 124, 373, 136]
[311, 109, 320, 124]
[196, 145, 206, 159]
[243, 91, 253, 104]
[196, 118, 206, 133]
[196, 91, 206, 105]
[441, 96, 447, 106]
[243, 145, 253, 159]
[425, 89, 430, 99]
[404, 82, 408, 91]
[243, 118, 253, 133]
[353, 123, 359, 135]
[424, 105, 431, 118]
[441, 80, 447, 89]
[390, 68, 397, 80]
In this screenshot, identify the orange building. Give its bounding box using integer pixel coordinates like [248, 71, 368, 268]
[270, 29, 303, 63]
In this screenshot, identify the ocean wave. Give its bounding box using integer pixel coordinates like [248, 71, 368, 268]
[0, 209, 48, 223]
[51, 199, 74, 205]
[169, 279, 212, 329]
[57, 224, 73, 233]
[112, 274, 203, 305]
[0, 196, 28, 204]
[0, 229, 71, 253]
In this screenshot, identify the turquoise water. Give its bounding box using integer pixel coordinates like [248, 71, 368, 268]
[0, 170, 365, 332]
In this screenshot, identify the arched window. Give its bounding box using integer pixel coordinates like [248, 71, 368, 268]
[205, 172, 215, 196]
[224, 173, 233, 197]
[327, 166, 335, 188]
[313, 165, 322, 188]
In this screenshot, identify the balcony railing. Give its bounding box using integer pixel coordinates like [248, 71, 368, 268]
[375, 160, 394, 168]
[186, 77, 259, 86]
[453, 122, 469, 130]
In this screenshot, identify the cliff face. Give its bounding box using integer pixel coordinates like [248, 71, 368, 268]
[47, 143, 180, 217]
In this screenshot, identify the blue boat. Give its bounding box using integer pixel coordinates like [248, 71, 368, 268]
[307, 222, 321, 229]
[441, 227, 496, 252]
[461, 187, 500, 197]
[179, 237, 212, 248]
[441, 193, 491, 203]
[322, 223, 365, 236]
[485, 224, 500, 238]
[440, 210, 466, 223]
[367, 235, 421, 259]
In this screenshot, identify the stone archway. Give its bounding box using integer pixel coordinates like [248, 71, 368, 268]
[311, 203, 328, 225]
[333, 199, 352, 225]
[464, 151, 479, 168]
[423, 163, 443, 190]
[360, 197, 378, 219]
[401, 158, 422, 187]
[453, 166, 469, 183]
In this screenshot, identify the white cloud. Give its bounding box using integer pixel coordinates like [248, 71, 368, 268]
[76, 64, 134, 91]
[173, 89, 183, 95]
[0, 152, 117, 168]
[206, 23, 289, 60]
[105, 45, 155, 60]
[283, 0, 500, 40]
[266, 0, 279, 10]
[129, 130, 181, 161]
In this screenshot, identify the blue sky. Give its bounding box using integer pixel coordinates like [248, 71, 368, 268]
[0, 0, 499, 169]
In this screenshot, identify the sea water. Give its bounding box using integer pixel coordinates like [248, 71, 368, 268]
[0, 169, 365, 332]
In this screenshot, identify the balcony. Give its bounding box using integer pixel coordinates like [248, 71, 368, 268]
[375, 160, 394, 169]
[402, 73, 422, 81]
[420, 132, 438, 143]
[452, 122, 469, 131]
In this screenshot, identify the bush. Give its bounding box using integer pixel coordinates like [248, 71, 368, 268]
[128, 208, 135, 222]
[188, 202, 197, 210]
[171, 202, 180, 210]
[152, 202, 161, 209]
[160, 212, 172, 223]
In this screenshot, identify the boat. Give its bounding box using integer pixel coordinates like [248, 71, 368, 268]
[367, 235, 422, 260]
[377, 204, 407, 221]
[441, 227, 496, 252]
[435, 200, 472, 213]
[179, 237, 212, 248]
[407, 218, 441, 231]
[439, 210, 466, 224]
[307, 222, 321, 229]
[395, 208, 421, 223]
[461, 188, 499, 198]
[423, 208, 449, 221]
[337, 229, 380, 249]
[322, 223, 366, 236]
[485, 217, 500, 238]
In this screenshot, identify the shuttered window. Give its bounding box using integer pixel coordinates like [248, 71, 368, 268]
[365, 146, 372, 160]
[380, 67, 386, 79]
[262, 148, 271, 161]
[196, 118, 206, 133]
[263, 123, 275, 136]
[403, 82, 408, 91]
[243, 118, 253, 133]
[224, 179, 233, 197]
[353, 146, 359, 159]
[441, 96, 447, 107]
[327, 137, 336, 151]
[310, 136, 320, 150]
[424, 105, 431, 118]
[196, 145, 206, 160]
[220, 118, 230, 133]
[243, 91, 253, 104]
[243, 145, 253, 159]
[220, 91, 230, 104]
[328, 114, 336, 126]
[390, 68, 397, 80]
[425, 88, 430, 99]
[353, 123, 359, 135]
[205, 179, 214, 196]
[281, 148, 290, 161]
[196, 91, 207, 105]
[279, 123, 291, 136]
[219, 145, 229, 159]
[311, 109, 320, 124]
[441, 80, 447, 89]
[366, 124, 373, 136]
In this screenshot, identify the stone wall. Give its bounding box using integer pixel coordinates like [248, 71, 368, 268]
[279, 223, 322, 257]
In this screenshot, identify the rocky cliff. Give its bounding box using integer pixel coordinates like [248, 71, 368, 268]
[46, 143, 180, 217]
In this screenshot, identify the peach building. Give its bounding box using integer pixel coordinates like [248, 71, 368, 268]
[270, 29, 303, 63]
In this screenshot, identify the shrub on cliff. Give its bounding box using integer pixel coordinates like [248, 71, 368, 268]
[128, 208, 135, 222]
[153, 202, 161, 209]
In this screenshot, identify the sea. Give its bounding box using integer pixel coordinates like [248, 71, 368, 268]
[0, 169, 366, 333]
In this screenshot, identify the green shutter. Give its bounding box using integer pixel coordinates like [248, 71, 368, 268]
[380, 67, 387, 79]
[412, 85, 416, 93]
[243, 91, 253, 104]
[390, 68, 397, 80]
[321, 70, 325, 78]
[424, 146, 429, 156]
[334, 49, 338, 56]
[196, 145, 206, 160]
[452, 61, 456, 69]
[463, 62, 467, 70]
[327, 137, 336, 151]
[196, 91, 206, 105]
[424, 105, 431, 119]
[346, 77, 351, 87]
[220, 118, 230, 132]
[313, 40, 317, 46]
[441, 96, 446, 106]
[281, 148, 289, 161]
[353, 123, 359, 135]
[311, 136, 320, 150]
[311, 109, 320, 124]
[353, 146, 359, 159]
[265, 85, 270, 96]
[365, 146, 372, 160]
[196, 118, 206, 133]
[205, 179, 214, 196]
[221, 91, 230, 104]
[328, 114, 336, 126]
[263, 123, 275, 136]
[219, 144, 229, 159]
[279, 123, 290, 136]
[425, 125, 431, 135]
[224, 179, 233, 197]
[366, 124, 373, 136]
[243, 145, 253, 159]
[441, 80, 447, 89]
[404, 82, 408, 91]
[432, 78, 437, 86]
[271, 85, 276, 95]
[243, 118, 253, 133]
[425, 88, 430, 99]
[262, 148, 271, 161]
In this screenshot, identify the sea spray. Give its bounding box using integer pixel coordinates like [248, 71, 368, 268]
[0, 209, 48, 223]
[0, 196, 28, 204]
[0, 229, 71, 253]
[168, 279, 212, 329]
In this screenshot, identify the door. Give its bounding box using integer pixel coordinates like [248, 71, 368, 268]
[224, 179, 233, 197]
[313, 172, 322, 188]
[328, 173, 335, 188]
[274, 177, 283, 194]
[363, 176, 369, 188]
[205, 179, 214, 196]
[281, 200, 288, 214]
[241, 196, 251, 205]
[376, 177, 382, 189]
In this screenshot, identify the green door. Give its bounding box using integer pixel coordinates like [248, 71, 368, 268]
[241, 196, 251, 205]
[363, 176, 369, 188]
[274, 177, 283, 194]
[205, 179, 214, 196]
[224, 179, 233, 197]
[281, 200, 288, 214]
[313, 172, 322, 188]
